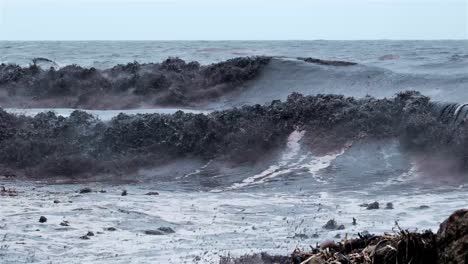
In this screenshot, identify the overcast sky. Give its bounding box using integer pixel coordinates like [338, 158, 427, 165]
[0, 0, 466, 40]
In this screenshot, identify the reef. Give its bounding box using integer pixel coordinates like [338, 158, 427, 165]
[0, 91, 467, 180]
[0, 56, 271, 108]
[219, 209, 468, 264]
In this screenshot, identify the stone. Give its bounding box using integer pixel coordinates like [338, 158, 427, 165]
[39, 216, 47, 223]
[79, 188, 92, 194]
[366, 202, 379, 210]
[437, 209, 468, 264]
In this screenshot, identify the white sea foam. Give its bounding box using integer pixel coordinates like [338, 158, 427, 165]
[0, 181, 466, 264]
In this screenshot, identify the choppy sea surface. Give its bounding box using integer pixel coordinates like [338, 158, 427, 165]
[0, 41, 467, 263]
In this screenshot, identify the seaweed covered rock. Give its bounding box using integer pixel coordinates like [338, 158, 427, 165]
[437, 209, 468, 264]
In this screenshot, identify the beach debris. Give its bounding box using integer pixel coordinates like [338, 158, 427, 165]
[39, 216, 47, 223]
[221, 210, 468, 264]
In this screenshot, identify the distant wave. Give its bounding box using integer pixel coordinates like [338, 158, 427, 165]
[1, 56, 467, 110]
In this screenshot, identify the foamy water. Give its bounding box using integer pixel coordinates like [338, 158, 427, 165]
[0, 181, 466, 264]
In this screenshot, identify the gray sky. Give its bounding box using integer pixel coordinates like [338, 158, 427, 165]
[0, 0, 466, 40]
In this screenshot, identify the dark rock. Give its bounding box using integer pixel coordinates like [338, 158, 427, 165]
[145, 192, 159, 196]
[385, 202, 394, 209]
[293, 233, 308, 239]
[86, 231, 94, 237]
[60, 221, 70, 227]
[298, 57, 357, 66]
[323, 219, 338, 230]
[437, 209, 468, 264]
[157, 227, 175, 234]
[121, 190, 127, 196]
[79, 188, 92, 194]
[39, 216, 47, 223]
[352, 217, 357, 225]
[366, 202, 379, 210]
[334, 233, 341, 239]
[337, 224, 345, 230]
[79, 235, 90, 240]
[219, 253, 290, 264]
[418, 205, 430, 210]
[106, 227, 117, 231]
[144, 230, 165, 235]
[53, 200, 60, 204]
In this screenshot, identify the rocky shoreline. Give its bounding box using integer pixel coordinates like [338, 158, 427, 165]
[220, 209, 468, 264]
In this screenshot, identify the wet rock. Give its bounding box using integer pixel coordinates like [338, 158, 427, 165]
[144, 227, 175, 235]
[437, 209, 468, 264]
[293, 233, 308, 239]
[219, 253, 290, 264]
[298, 57, 357, 66]
[121, 190, 127, 196]
[106, 227, 117, 231]
[53, 200, 60, 204]
[86, 231, 94, 237]
[79, 235, 90, 240]
[99, 190, 107, 193]
[385, 202, 394, 209]
[334, 233, 341, 239]
[79, 188, 92, 194]
[352, 217, 357, 225]
[145, 192, 159, 196]
[323, 219, 338, 230]
[312, 233, 319, 238]
[418, 205, 430, 210]
[157, 227, 175, 234]
[337, 224, 345, 230]
[144, 230, 166, 235]
[60, 221, 70, 227]
[0, 186, 18, 196]
[39, 216, 47, 223]
[366, 201, 379, 210]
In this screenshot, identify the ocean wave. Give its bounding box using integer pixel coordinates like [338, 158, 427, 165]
[1, 91, 467, 184]
[2, 56, 468, 110]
